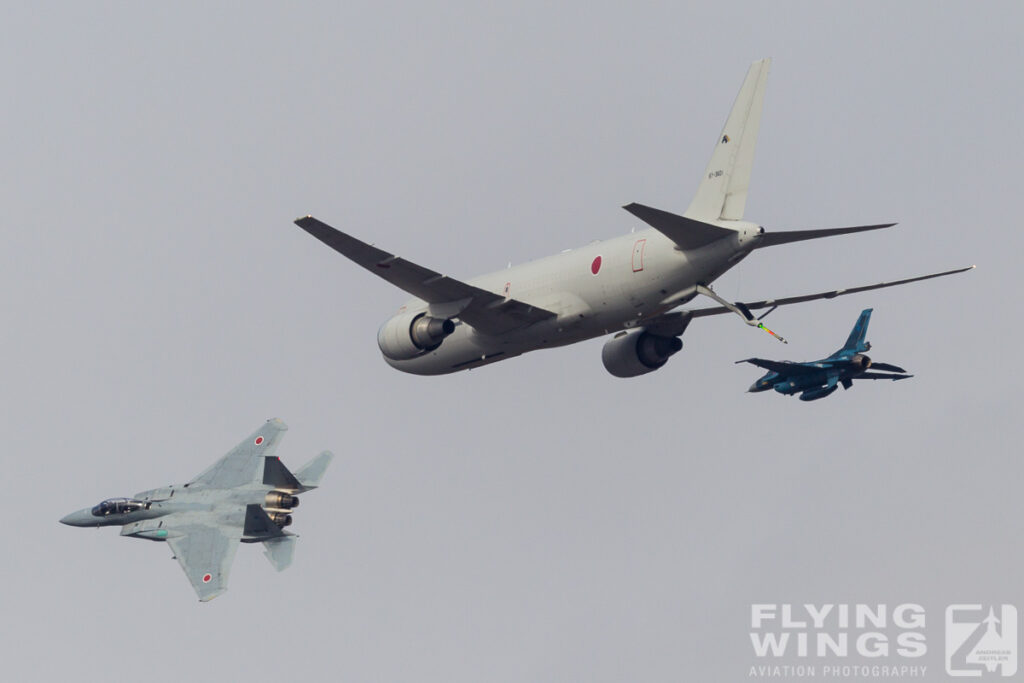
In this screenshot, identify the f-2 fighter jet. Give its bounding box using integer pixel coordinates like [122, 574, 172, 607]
[60, 419, 333, 601]
[737, 309, 912, 401]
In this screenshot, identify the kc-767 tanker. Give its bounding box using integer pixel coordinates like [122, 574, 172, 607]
[295, 59, 972, 377]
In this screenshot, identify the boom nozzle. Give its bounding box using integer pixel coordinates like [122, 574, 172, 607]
[757, 321, 787, 344]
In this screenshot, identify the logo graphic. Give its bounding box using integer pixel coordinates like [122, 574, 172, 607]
[946, 604, 1017, 677]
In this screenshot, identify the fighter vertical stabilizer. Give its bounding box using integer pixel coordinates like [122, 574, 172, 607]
[263, 536, 297, 571]
[685, 58, 770, 222]
[837, 308, 873, 356]
[294, 450, 334, 490]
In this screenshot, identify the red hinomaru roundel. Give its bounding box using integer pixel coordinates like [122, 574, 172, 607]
[591, 256, 602, 275]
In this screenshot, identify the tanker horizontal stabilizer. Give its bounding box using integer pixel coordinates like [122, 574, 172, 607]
[757, 223, 895, 248]
[623, 203, 736, 249]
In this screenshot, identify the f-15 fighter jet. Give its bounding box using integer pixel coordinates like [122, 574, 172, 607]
[60, 419, 333, 601]
[737, 309, 912, 401]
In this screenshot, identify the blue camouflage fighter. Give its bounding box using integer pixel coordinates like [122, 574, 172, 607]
[737, 309, 912, 401]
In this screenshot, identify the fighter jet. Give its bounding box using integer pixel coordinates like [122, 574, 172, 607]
[737, 309, 912, 401]
[294, 59, 973, 377]
[60, 419, 333, 601]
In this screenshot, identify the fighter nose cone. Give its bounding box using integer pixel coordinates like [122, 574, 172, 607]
[60, 509, 92, 526]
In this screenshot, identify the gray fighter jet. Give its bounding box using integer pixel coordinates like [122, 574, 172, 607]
[60, 419, 333, 601]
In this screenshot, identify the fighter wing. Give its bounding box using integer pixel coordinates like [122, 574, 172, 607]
[735, 358, 821, 375]
[167, 526, 240, 602]
[688, 266, 975, 318]
[295, 216, 556, 335]
[188, 419, 288, 488]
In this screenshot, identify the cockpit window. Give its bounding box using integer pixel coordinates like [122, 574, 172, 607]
[90, 498, 145, 517]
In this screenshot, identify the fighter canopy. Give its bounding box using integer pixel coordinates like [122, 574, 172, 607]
[91, 498, 146, 517]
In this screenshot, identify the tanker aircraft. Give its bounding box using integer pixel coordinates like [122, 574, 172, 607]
[295, 58, 973, 377]
[60, 419, 333, 601]
[738, 308, 912, 401]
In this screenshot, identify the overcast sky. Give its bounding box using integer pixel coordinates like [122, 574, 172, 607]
[2, 3, 1021, 681]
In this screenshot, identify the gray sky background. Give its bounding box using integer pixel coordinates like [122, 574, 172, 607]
[2, 3, 1021, 681]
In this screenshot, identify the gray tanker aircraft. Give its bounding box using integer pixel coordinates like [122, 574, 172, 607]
[295, 58, 973, 377]
[60, 419, 332, 601]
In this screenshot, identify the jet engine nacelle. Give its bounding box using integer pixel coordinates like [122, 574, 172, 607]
[265, 492, 299, 510]
[601, 330, 683, 378]
[377, 312, 456, 361]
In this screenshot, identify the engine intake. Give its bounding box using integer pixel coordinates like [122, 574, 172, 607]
[265, 491, 299, 510]
[602, 330, 683, 378]
[378, 312, 456, 361]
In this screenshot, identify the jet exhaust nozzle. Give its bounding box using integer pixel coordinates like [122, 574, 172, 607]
[852, 354, 872, 371]
[602, 330, 683, 378]
[269, 512, 293, 528]
[265, 491, 299, 510]
[411, 315, 455, 349]
[378, 312, 456, 360]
